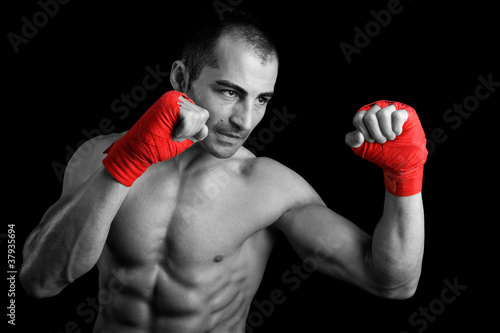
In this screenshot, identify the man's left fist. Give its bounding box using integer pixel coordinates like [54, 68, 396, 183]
[345, 100, 428, 197]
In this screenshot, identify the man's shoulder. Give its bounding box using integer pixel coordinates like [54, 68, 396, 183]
[237, 152, 323, 209]
[66, 132, 125, 171]
[244, 156, 292, 179]
[233, 147, 295, 181]
[62, 132, 126, 195]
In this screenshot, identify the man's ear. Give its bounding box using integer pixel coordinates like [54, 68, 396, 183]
[170, 60, 189, 93]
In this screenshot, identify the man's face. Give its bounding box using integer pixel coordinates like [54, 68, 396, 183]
[186, 36, 278, 158]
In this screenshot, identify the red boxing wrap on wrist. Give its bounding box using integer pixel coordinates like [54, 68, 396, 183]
[352, 100, 428, 196]
[102, 91, 194, 187]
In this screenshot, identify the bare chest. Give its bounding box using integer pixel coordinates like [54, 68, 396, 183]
[105, 162, 280, 268]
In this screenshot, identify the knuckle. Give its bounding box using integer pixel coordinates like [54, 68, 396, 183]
[202, 109, 210, 119]
[392, 109, 408, 121]
[195, 108, 209, 120]
[392, 111, 402, 121]
[352, 111, 365, 126]
[376, 108, 391, 120]
[364, 112, 377, 124]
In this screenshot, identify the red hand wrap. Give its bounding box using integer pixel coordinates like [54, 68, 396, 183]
[352, 100, 427, 196]
[102, 91, 194, 187]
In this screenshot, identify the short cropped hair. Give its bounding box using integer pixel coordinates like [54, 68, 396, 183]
[179, 10, 278, 87]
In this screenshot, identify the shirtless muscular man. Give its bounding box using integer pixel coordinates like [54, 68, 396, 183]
[21, 10, 427, 333]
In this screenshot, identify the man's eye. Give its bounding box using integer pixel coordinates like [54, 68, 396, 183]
[257, 97, 269, 105]
[222, 90, 237, 98]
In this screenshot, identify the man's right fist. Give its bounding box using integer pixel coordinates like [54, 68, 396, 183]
[102, 91, 208, 187]
[173, 96, 209, 143]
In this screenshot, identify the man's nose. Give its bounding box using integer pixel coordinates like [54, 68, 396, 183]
[229, 101, 253, 132]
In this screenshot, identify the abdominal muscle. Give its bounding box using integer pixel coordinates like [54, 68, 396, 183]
[93, 225, 275, 333]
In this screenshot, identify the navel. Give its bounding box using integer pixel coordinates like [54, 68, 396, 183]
[213, 255, 224, 263]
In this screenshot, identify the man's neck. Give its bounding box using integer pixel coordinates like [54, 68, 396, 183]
[171, 143, 224, 174]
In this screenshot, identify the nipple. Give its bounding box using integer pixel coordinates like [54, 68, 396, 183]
[213, 255, 224, 263]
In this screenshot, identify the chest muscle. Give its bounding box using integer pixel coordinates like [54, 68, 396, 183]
[105, 164, 276, 268]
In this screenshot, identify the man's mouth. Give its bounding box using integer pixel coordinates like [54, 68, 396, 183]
[218, 132, 242, 139]
[216, 130, 246, 144]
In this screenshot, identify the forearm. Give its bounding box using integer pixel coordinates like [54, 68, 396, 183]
[20, 166, 129, 297]
[370, 191, 425, 297]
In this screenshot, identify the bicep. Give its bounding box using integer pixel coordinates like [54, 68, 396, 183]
[275, 204, 381, 296]
[257, 158, 382, 295]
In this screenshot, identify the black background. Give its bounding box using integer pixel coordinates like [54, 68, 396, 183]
[4, 0, 498, 332]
